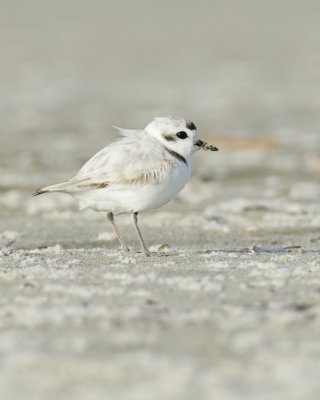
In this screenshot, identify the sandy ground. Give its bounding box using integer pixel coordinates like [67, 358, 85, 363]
[1, 1, 320, 399]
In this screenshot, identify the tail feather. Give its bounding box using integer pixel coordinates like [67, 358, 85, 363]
[32, 189, 48, 196]
[32, 180, 72, 197]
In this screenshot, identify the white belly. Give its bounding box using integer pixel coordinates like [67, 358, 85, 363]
[74, 162, 191, 214]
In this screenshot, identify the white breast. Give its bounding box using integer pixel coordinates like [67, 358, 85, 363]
[74, 159, 191, 214]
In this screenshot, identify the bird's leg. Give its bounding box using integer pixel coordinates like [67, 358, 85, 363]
[107, 212, 129, 252]
[132, 212, 150, 257]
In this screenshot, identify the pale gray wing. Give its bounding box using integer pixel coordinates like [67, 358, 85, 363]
[65, 134, 174, 190]
[112, 126, 143, 137]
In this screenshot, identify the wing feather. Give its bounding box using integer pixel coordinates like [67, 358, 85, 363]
[112, 126, 143, 137]
[62, 133, 174, 191]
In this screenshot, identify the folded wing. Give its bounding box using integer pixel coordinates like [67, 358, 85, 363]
[35, 134, 174, 195]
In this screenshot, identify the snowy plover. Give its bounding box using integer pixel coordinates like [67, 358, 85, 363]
[34, 116, 218, 256]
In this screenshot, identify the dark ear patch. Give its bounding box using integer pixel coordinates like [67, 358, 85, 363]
[186, 121, 196, 131]
[163, 134, 176, 142]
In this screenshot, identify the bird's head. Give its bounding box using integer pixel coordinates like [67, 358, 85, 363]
[145, 116, 218, 159]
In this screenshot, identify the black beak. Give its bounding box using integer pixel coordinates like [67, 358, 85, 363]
[196, 140, 219, 151]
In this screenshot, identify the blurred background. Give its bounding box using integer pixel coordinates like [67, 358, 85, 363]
[1, 1, 320, 400]
[0, 0, 319, 194]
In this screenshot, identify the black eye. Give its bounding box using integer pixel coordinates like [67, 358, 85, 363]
[176, 131, 188, 139]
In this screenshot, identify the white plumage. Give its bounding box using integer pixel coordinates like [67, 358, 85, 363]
[34, 116, 218, 256]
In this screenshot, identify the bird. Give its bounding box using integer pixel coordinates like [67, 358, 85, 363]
[33, 116, 219, 256]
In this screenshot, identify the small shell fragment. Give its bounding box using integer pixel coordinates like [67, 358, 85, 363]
[198, 140, 219, 151]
